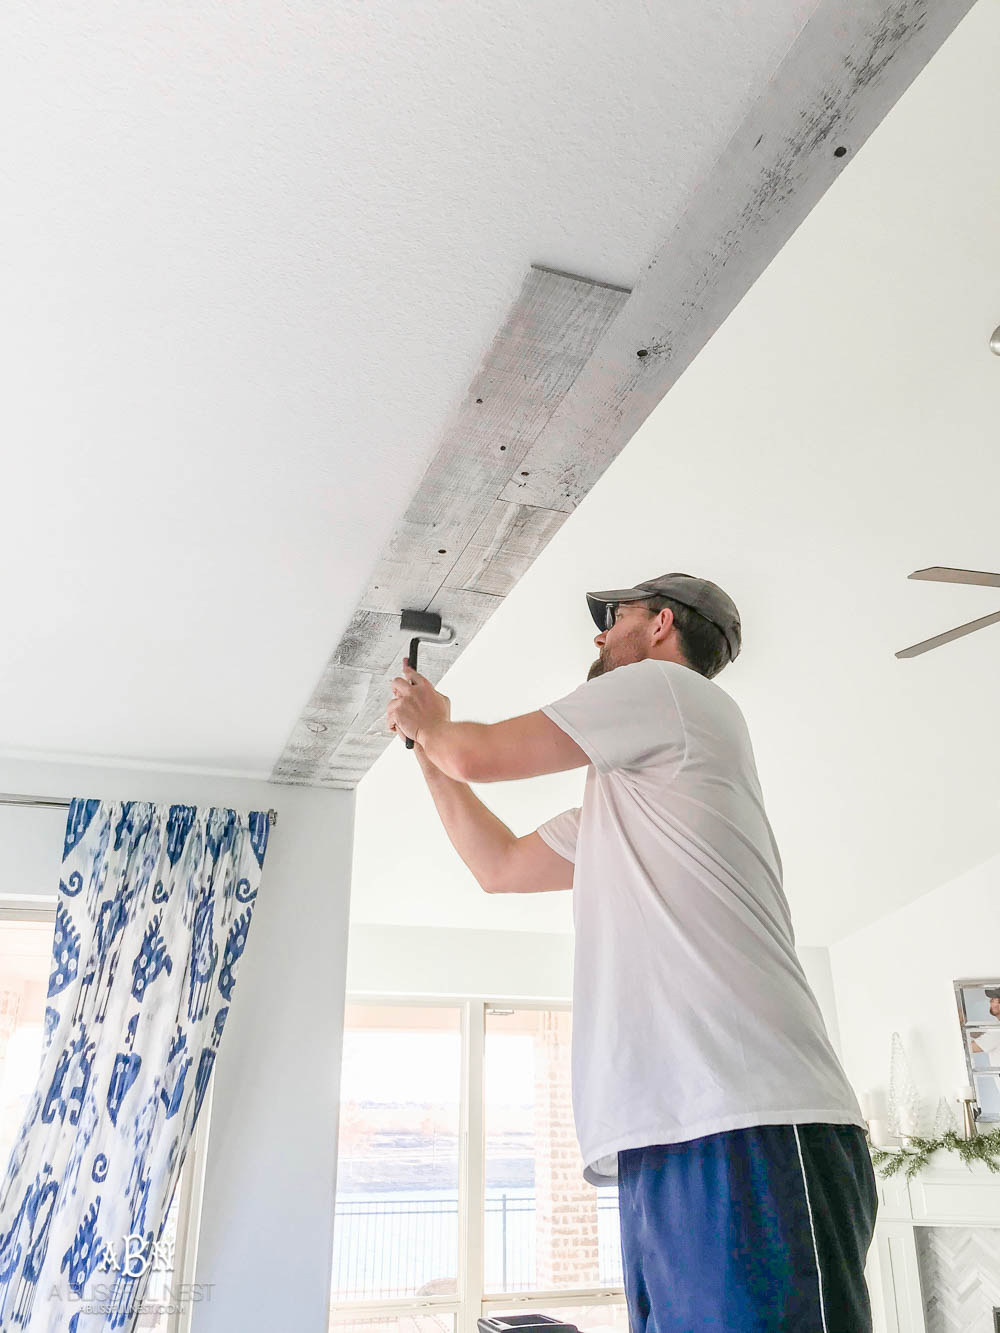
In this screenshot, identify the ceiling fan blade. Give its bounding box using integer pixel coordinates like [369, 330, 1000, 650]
[895, 609, 1000, 659]
[908, 567, 1000, 588]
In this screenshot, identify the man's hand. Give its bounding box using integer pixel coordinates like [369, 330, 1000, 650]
[388, 659, 588, 782]
[387, 657, 451, 747]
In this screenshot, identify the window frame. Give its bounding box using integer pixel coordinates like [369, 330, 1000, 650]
[0, 898, 213, 1333]
[332, 995, 625, 1333]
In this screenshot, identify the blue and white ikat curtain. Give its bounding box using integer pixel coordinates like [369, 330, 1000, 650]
[0, 799, 270, 1331]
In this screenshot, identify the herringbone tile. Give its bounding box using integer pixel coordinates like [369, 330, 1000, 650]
[916, 1227, 1000, 1332]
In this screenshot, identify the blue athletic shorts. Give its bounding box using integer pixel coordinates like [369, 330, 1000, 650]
[617, 1122, 878, 1333]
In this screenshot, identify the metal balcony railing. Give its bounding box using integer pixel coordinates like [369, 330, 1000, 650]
[332, 1191, 622, 1302]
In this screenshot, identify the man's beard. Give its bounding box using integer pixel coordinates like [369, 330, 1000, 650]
[587, 655, 606, 681]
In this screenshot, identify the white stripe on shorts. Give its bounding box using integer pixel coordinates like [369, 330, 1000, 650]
[793, 1124, 829, 1333]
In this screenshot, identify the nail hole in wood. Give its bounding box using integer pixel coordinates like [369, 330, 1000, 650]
[476, 398, 483, 404]
[500, 445, 506, 451]
[438, 549, 447, 554]
[520, 471, 529, 477]
[834, 146, 847, 158]
[637, 348, 649, 358]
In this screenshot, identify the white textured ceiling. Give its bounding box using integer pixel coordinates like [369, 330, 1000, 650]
[353, 0, 1000, 945]
[0, 0, 815, 771]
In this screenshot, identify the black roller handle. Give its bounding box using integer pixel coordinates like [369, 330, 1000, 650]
[400, 610, 443, 750]
[405, 635, 420, 749]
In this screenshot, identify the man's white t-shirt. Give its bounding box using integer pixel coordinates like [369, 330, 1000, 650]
[975, 1028, 1000, 1059]
[536, 658, 866, 1186]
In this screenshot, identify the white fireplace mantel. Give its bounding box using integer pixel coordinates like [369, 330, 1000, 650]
[869, 1147, 1000, 1333]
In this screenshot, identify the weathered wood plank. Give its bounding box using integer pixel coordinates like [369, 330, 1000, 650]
[273, 268, 627, 786]
[280, 663, 377, 779]
[498, 0, 974, 514]
[449, 500, 568, 598]
[360, 266, 630, 617]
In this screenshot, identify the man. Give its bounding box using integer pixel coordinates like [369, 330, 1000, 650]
[387, 571, 877, 1332]
[970, 987, 1000, 1061]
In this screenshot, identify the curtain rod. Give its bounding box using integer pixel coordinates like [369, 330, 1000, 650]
[0, 793, 277, 825]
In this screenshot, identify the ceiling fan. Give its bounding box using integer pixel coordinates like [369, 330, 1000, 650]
[896, 567, 1000, 659]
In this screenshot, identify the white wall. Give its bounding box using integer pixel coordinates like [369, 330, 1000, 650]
[346, 923, 574, 1001]
[829, 848, 1000, 1130]
[194, 783, 353, 1333]
[0, 756, 354, 1333]
[798, 945, 843, 1059]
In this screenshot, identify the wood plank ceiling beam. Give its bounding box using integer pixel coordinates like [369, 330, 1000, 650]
[274, 0, 974, 789]
[273, 266, 630, 787]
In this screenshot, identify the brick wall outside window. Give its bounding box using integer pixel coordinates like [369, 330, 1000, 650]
[533, 1010, 600, 1287]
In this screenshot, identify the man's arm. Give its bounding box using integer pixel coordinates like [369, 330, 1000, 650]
[413, 743, 574, 893]
[417, 712, 590, 784]
[386, 659, 589, 782]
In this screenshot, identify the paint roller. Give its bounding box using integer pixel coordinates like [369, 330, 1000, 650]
[398, 609, 456, 749]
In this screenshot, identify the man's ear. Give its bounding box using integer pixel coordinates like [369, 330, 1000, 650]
[650, 607, 675, 645]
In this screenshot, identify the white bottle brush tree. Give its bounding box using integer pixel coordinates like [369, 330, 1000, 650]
[888, 1032, 922, 1138]
[932, 1095, 957, 1138]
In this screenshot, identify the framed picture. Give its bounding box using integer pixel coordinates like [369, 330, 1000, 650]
[954, 979, 1000, 1123]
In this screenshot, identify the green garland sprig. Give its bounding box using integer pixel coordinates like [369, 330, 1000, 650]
[869, 1127, 1000, 1180]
